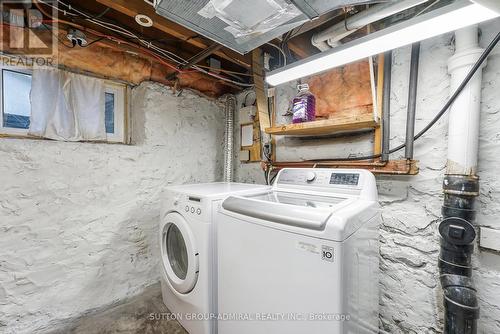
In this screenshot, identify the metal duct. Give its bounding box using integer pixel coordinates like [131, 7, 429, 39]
[155, 0, 385, 54]
[222, 95, 236, 182]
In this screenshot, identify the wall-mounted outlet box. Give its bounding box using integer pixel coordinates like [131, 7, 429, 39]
[239, 150, 250, 162]
[480, 227, 500, 252]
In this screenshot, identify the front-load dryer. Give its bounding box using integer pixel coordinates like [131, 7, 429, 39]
[160, 182, 270, 334]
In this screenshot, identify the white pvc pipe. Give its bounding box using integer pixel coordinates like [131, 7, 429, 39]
[446, 25, 486, 175]
[311, 0, 428, 51]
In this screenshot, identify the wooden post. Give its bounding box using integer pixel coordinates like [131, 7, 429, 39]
[252, 48, 272, 162]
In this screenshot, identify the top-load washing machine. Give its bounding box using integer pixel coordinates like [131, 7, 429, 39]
[216, 168, 380, 334]
[159, 182, 270, 334]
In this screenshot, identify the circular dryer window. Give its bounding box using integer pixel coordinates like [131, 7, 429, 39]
[166, 224, 188, 279]
[161, 212, 199, 294]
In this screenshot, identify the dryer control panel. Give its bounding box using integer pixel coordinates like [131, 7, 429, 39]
[165, 193, 207, 222]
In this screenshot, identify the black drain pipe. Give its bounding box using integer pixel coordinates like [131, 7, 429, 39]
[441, 274, 480, 334]
[439, 175, 480, 333]
[434, 29, 500, 334]
[437, 27, 491, 334]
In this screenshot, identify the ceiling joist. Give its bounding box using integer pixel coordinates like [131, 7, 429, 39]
[93, 0, 251, 69]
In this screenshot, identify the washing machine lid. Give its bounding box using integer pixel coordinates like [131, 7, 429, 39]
[161, 212, 199, 294]
[221, 168, 378, 237]
[247, 191, 346, 209]
[165, 182, 270, 199]
[222, 192, 351, 230]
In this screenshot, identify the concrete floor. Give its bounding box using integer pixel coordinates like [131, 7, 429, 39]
[47, 284, 188, 334]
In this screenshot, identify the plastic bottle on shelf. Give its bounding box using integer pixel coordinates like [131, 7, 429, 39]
[292, 84, 316, 124]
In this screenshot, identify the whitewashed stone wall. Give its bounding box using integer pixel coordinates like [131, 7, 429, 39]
[0, 82, 225, 334]
[379, 20, 500, 334]
[236, 19, 500, 334]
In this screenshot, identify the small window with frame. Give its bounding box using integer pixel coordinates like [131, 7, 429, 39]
[0, 67, 32, 136]
[104, 82, 127, 143]
[0, 67, 128, 143]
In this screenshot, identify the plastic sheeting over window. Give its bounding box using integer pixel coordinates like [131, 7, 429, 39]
[29, 68, 106, 141]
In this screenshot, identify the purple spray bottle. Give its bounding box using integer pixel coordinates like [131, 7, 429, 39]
[292, 84, 316, 123]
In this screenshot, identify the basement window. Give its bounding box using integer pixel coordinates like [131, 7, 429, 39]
[0, 68, 32, 135]
[103, 83, 127, 143]
[0, 67, 127, 143]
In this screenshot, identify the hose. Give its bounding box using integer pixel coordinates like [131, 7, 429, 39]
[309, 30, 500, 162]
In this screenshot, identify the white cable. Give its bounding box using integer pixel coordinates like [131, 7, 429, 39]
[265, 42, 287, 66]
[41, 0, 254, 87]
[37, 0, 77, 16]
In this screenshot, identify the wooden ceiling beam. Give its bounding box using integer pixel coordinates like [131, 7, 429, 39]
[93, 0, 251, 69]
[286, 34, 320, 59]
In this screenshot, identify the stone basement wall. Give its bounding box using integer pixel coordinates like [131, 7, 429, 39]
[236, 19, 500, 333]
[0, 82, 225, 334]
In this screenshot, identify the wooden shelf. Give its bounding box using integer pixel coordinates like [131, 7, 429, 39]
[265, 114, 379, 136]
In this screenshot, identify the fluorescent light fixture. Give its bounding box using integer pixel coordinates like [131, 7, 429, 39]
[266, 0, 500, 86]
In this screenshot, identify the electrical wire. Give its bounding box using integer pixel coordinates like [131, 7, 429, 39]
[308, 30, 500, 162]
[195, 65, 253, 77]
[265, 165, 279, 185]
[415, 0, 442, 17]
[89, 7, 111, 19]
[81, 36, 105, 48]
[34, 0, 253, 87]
[56, 0, 253, 85]
[266, 42, 287, 66]
[289, 23, 306, 39]
[269, 169, 279, 185]
[41, 23, 75, 48]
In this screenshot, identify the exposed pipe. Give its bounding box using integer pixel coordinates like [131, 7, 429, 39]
[381, 50, 392, 162]
[405, 42, 420, 159]
[222, 95, 236, 182]
[446, 27, 486, 175]
[311, 0, 429, 51]
[439, 25, 486, 334]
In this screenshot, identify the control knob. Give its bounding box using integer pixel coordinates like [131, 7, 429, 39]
[306, 172, 316, 183]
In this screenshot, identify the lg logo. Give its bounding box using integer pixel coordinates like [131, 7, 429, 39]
[321, 246, 334, 262]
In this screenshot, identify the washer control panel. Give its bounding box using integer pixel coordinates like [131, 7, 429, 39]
[330, 172, 360, 186]
[276, 168, 364, 189]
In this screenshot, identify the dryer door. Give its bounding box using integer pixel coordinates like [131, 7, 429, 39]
[161, 212, 199, 294]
